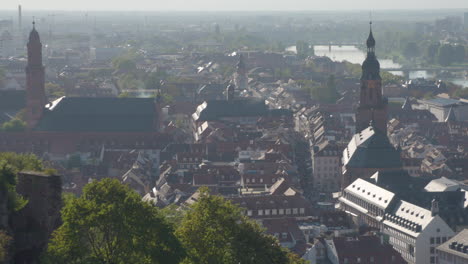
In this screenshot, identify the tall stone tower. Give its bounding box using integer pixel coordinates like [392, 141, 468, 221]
[26, 22, 46, 129]
[234, 53, 248, 91]
[355, 23, 388, 134]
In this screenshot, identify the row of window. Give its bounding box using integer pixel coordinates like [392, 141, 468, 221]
[315, 166, 339, 172]
[245, 177, 276, 184]
[315, 158, 339, 164]
[179, 164, 198, 169]
[385, 227, 416, 245]
[438, 250, 468, 264]
[246, 208, 305, 217]
[344, 192, 384, 216]
[181, 157, 201, 162]
[314, 172, 340, 178]
[342, 256, 377, 263]
[430, 236, 448, 245]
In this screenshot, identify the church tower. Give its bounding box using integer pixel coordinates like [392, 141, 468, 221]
[234, 53, 248, 91]
[26, 21, 46, 129]
[355, 23, 388, 134]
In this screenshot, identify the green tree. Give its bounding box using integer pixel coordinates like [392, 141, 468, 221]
[176, 189, 306, 264]
[118, 91, 131, 98]
[381, 71, 403, 85]
[323, 74, 340, 103]
[0, 153, 44, 213]
[45, 82, 65, 98]
[0, 231, 11, 263]
[296, 41, 312, 60]
[0, 161, 27, 212]
[0, 153, 44, 173]
[1, 119, 26, 132]
[112, 56, 137, 72]
[44, 179, 184, 264]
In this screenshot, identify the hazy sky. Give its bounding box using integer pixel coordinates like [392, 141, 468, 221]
[3, 0, 467, 11]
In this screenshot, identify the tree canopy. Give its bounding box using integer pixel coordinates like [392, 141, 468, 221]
[44, 178, 185, 264]
[1, 119, 26, 132]
[298, 75, 340, 104]
[0, 153, 45, 212]
[0, 231, 11, 263]
[176, 188, 307, 264]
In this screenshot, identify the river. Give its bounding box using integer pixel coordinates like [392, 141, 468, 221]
[286, 45, 468, 88]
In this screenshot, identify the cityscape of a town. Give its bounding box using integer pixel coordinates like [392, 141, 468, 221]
[0, 1, 467, 264]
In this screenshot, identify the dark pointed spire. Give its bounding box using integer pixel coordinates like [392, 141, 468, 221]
[361, 22, 380, 80]
[29, 19, 40, 43]
[445, 107, 457, 122]
[366, 21, 376, 51]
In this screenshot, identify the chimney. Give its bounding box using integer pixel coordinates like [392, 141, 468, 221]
[431, 198, 439, 216]
[18, 5, 22, 31]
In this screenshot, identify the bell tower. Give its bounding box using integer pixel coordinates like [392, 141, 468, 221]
[355, 22, 388, 134]
[234, 53, 248, 91]
[26, 21, 46, 129]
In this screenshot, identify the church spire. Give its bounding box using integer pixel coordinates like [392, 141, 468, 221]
[361, 21, 380, 81]
[234, 53, 248, 91]
[356, 23, 387, 134]
[26, 22, 46, 129]
[366, 22, 375, 53]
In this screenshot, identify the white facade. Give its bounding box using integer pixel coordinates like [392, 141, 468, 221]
[437, 229, 468, 264]
[339, 178, 395, 228]
[339, 177, 455, 264]
[383, 201, 455, 264]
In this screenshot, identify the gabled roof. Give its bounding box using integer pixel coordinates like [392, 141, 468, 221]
[343, 126, 401, 168]
[424, 177, 467, 192]
[34, 97, 157, 132]
[437, 229, 468, 259]
[0, 90, 25, 110]
[384, 200, 435, 237]
[345, 178, 395, 209]
[192, 98, 268, 122]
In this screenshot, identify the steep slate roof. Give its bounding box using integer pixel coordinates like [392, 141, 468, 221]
[445, 107, 457, 122]
[34, 97, 157, 132]
[383, 200, 449, 238]
[343, 126, 402, 168]
[0, 90, 26, 110]
[401, 97, 412, 111]
[192, 98, 268, 122]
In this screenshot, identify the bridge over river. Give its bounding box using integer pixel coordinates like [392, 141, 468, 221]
[382, 66, 468, 72]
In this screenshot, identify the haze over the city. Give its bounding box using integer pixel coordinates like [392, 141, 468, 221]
[2, 0, 467, 11]
[0, 0, 467, 263]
